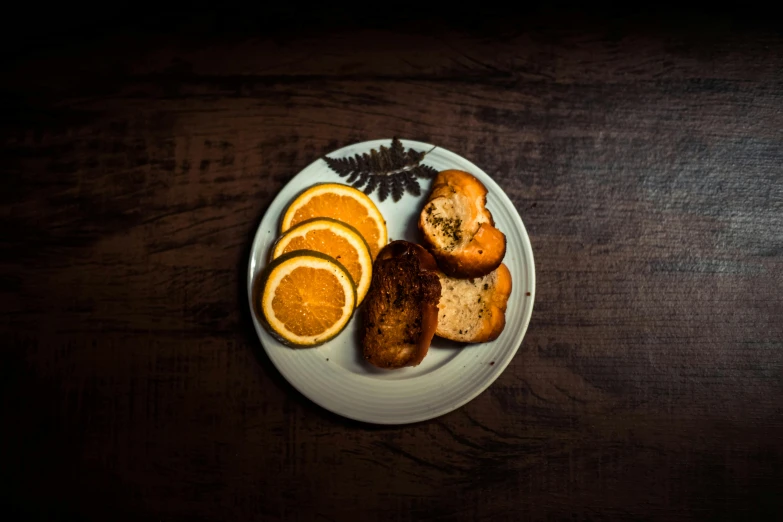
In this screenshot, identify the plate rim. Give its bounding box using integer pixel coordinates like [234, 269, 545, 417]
[247, 139, 536, 424]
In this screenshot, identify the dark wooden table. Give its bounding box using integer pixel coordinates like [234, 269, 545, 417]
[2, 11, 782, 521]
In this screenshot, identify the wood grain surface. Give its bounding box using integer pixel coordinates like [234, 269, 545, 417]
[2, 10, 782, 521]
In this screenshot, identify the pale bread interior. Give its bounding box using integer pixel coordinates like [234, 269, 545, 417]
[421, 193, 490, 253]
[421, 196, 470, 252]
[436, 269, 498, 342]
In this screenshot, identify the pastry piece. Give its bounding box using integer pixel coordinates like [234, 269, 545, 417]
[361, 241, 441, 368]
[435, 264, 512, 343]
[419, 170, 506, 278]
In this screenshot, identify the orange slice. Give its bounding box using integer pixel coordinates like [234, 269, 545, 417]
[281, 183, 387, 259]
[257, 251, 356, 347]
[271, 218, 373, 305]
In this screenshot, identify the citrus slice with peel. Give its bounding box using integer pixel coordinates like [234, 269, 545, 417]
[281, 183, 387, 259]
[271, 218, 372, 305]
[257, 251, 356, 347]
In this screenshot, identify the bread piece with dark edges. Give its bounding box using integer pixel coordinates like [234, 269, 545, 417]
[361, 241, 441, 369]
[419, 170, 506, 278]
[435, 264, 512, 343]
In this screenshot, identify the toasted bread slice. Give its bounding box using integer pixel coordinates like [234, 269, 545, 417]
[361, 241, 441, 369]
[419, 170, 506, 278]
[435, 264, 512, 343]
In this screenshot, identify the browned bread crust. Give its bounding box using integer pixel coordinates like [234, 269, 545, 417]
[435, 264, 512, 343]
[361, 241, 441, 368]
[419, 170, 506, 278]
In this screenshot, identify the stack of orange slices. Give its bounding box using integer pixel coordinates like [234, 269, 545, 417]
[256, 184, 387, 347]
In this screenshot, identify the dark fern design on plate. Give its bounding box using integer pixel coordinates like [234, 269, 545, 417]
[323, 138, 438, 202]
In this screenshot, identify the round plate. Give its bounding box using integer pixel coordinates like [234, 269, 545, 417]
[247, 140, 535, 424]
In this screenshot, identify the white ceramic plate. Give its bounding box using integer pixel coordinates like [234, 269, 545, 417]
[247, 140, 535, 424]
